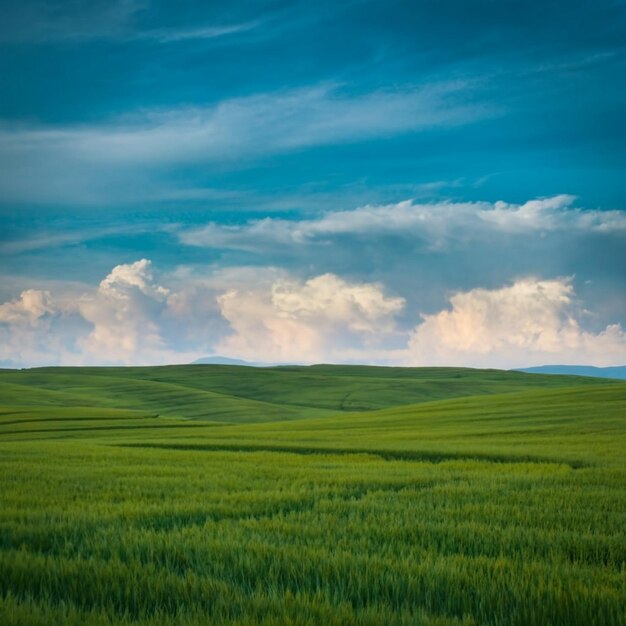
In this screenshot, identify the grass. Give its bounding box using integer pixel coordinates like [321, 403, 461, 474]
[1, 364, 613, 414]
[0, 364, 624, 625]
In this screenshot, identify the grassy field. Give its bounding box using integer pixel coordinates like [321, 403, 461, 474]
[0, 365, 624, 625]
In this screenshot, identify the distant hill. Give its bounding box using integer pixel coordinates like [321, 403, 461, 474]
[5, 363, 615, 421]
[517, 365, 626, 379]
[191, 355, 260, 366]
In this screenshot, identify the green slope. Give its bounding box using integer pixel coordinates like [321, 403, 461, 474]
[0, 372, 328, 424]
[1, 367, 624, 468]
[0, 364, 616, 419]
[0, 366, 624, 626]
[113, 382, 626, 468]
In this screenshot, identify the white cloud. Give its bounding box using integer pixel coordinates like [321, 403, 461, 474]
[181, 195, 626, 250]
[479, 195, 626, 232]
[98, 258, 169, 299]
[0, 261, 276, 367]
[1, 260, 624, 369]
[0, 290, 67, 367]
[0, 289, 56, 327]
[4, 83, 481, 164]
[76, 259, 188, 365]
[216, 273, 405, 363]
[479, 195, 578, 231]
[0, 82, 488, 204]
[407, 277, 626, 368]
[136, 21, 260, 43]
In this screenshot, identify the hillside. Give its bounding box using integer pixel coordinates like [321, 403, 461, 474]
[0, 364, 615, 419]
[0, 365, 624, 626]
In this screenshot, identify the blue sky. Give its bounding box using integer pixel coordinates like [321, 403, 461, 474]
[1, 0, 625, 367]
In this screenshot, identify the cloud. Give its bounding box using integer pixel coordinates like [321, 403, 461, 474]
[0, 222, 178, 256]
[0, 82, 489, 204]
[0, 290, 56, 327]
[0, 261, 261, 367]
[98, 258, 169, 299]
[181, 195, 626, 250]
[216, 273, 405, 363]
[0, 0, 145, 43]
[0, 1, 257, 44]
[135, 22, 260, 43]
[406, 278, 626, 368]
[0, 262, 406, 367]
[75, 259, 187, 365]
[8, 84, 480, 165]
[1, 259, 625, 368]
[478, 195, 626, 232]
[0, 289, 68, 367]
[178, 195, 626, 335]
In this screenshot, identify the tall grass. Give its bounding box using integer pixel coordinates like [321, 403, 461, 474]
[0, 365, 624, 625]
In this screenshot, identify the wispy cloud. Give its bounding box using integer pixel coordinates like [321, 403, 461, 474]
[0, 82, 491, 204]
[180, 195, 626, 251]
[0, 0, 146, 43]
[0, 1, 259, 44]
[2, 82, 486, 162]
[0, 222, 177, 255]
[134, 21, 261, 43]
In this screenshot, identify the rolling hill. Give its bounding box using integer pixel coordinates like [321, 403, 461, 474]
[0, 364, 624, 626]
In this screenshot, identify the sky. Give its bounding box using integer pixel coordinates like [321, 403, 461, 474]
[1, 0, 625, 368]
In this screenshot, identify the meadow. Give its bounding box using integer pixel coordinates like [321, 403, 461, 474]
[0, 365, 624, 625]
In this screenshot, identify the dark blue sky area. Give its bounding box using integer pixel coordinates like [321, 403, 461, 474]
[1, 0, 624, 210]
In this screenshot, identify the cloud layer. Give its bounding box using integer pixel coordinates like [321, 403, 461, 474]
[3, 2, 624, 373]
[181, 195, 626, 250]
[177, 195, 626, 329]
[0, 82, 487, 204]
[2, 195, 625, 368]
[1, 258, 624, 369]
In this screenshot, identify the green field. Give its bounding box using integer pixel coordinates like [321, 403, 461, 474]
[0, 365, 624, 625]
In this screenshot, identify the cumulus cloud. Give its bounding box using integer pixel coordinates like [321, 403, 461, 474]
[0, 289, 65, 367]
[98, 258, 169, 299]
[0, 289, 56, 327]
[0, 261, 268, 367]
[1, 259, 625, 369]
[75, 259, 189, 365]
[216, 273, 405, 363]
[179, 195, 626, 337]
[407, 277, 626, 368]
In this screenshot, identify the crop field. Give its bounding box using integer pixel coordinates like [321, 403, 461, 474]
[0, 365, 624, 626]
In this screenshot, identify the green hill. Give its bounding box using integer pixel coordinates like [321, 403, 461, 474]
[0, 363, 614, 418]
[0, 365, 624, 626]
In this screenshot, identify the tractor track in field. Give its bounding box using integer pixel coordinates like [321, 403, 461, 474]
[116, 442, 589, 469]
